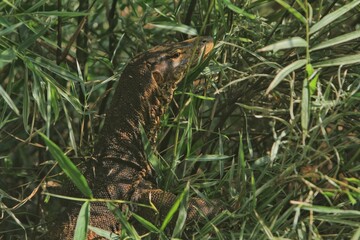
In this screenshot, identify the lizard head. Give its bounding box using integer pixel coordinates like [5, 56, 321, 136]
[118, 37, 214, 145]
[129, 36, 214, 95]
[145, 36, 214, 89]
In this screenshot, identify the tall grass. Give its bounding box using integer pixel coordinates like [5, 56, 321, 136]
[0, 0, 359, 239]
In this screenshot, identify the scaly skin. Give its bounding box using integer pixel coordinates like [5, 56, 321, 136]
[49, 37, 216, 239]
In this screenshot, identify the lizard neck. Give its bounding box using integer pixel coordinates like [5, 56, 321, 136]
[94, 36, 214, 170]
[95, 62, 171, 169]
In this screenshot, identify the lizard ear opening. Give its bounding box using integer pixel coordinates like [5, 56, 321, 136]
[152, 70, 165, 85]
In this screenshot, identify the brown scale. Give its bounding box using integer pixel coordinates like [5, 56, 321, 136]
[48, 37, 218, 239]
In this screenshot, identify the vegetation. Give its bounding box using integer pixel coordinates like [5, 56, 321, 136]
[1, 0, 359, 239]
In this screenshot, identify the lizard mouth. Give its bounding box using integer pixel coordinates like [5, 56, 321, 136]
[200, 36, 214, 59]
[186, 36, 214, 68]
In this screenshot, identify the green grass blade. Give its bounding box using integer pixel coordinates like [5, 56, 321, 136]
[131, 212, 159, 233]
[160, 183, 189, 231]
[301, 77, 310, 137]
[306, 64, 319, 96]
[24, 56, 81, 83]
[172, 182, 192, 237]
[107, 202, 141, 239]
[24, 0, 46, 13]
[61, 99, 77, 156]
[0, 81, 20, 116]
[29, 66, 83, 113]
[310, 1, 360, 34]
[150, 22, 198, 35]
[18, 25, 49, 51]
[46, 82, 51, 137]
[50, 86, 60, 122]
[295, 203, 360, 215]
[274, 0, 306, 24]
[266, 59, 307, 94]
[0, 22, 23, 36]
[22, 68, 30, 131]
[87, 226, 120, 240]
[222, 0, 256, 19]
[311, 29, 360, 52]
[1, 203, 28, 240]
[313, 54, 360, 67]
[258, 37, 308, 53]
[25, 11, 89, 17]
[1, 0, 18, 10]
[351, 227, 360, 240]
[251, 171, 256, 209]
[237, 132, 247, 197]
[175, 91, 215, 101]
[31, 72, 47, 120]
[185, 154, 233, 162]
[0, 48, 17, 69]
[74, 201, 90, 240]
[38, 132, 93, 198]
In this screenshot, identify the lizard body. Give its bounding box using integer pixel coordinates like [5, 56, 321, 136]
[49, 37, 216, 239]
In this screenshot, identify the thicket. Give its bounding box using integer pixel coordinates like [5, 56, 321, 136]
[0, 0, 359, 239]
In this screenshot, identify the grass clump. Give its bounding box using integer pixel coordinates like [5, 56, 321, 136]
[0, 0, 359, 239]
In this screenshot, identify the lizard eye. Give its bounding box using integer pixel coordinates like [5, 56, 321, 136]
[170, 52, 181, 59]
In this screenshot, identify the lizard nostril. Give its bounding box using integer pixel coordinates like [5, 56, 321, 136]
[201, 37, 213, 47]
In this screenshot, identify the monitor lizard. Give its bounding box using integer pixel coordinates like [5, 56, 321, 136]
[48, 36, 217, 239]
